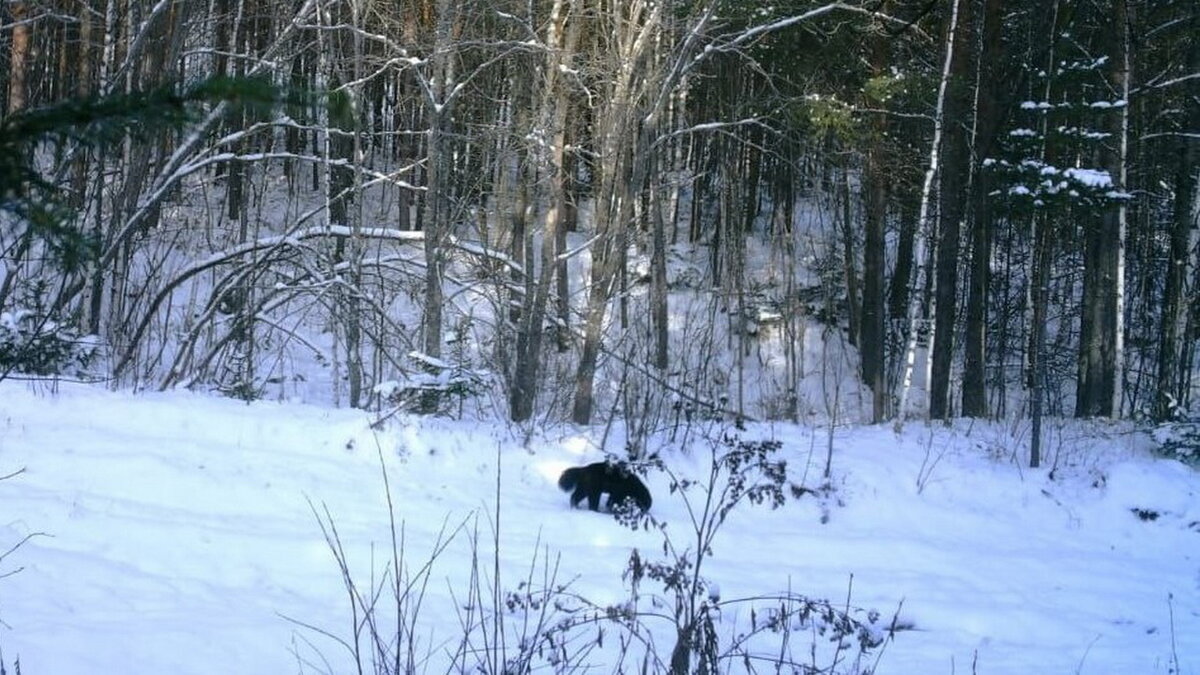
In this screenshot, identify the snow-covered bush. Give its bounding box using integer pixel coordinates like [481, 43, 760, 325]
[0, 308, 97, 378]
[1152, 419, 1200, 466]
[372, 351, 489, 416]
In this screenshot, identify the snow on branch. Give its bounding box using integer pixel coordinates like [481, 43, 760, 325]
[707, 2, 919, 58]
[657, 117, 765, 144]
[96, 0, 320, 274]
[449, 237, 524, 275]
[293, 21, 416, 59]
[1142, 71, 1200, 92]
[1141, 131, 1200, 141]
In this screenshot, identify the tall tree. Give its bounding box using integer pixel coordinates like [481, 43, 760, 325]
[571, 0, 685, 424]
[960, 0, 1005, 418]
[510, 0, 579, 422]
[1075, 0, 1127, 419]
[6, 0, 30, 112]
[1154, 3, 1199, 421]
[896, 0, 961, 426]
[859, 8, 891, 423]
[417, 0, 457, 365]
[929, 0, 975, 421]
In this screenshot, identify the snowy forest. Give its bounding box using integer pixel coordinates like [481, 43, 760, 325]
[1, 0, 1198, 438]
[4, 1, 1200, 673]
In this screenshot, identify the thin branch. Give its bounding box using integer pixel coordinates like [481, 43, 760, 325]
[1145, 71, 1200, 91]
[0, 531, 48, 564]
[710, 2, 924, 58]
[1141, 131, 1200, 141]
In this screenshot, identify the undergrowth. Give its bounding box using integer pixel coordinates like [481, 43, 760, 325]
[295, 428, 899, 674]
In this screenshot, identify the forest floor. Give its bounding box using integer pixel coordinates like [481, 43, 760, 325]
[1, 379, 1197, 674]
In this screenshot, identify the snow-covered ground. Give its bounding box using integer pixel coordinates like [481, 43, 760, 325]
[1, 380, 1196, 674]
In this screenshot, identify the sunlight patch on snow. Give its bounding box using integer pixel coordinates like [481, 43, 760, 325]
[534, 458, 572, 485]
[588, 531, 615, 548]
[560, 434, 594, 458]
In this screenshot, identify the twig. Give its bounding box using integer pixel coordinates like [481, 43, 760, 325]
[1167, 593, 1180, 675]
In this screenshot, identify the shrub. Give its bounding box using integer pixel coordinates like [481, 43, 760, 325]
[372, 351, 489, 417]
[0, 308, 97, 378]
[1152, 418, 1200, 466]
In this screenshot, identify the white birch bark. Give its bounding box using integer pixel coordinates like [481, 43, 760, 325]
[1112, 5, 1131, 417]
[894, 0, 961, 430]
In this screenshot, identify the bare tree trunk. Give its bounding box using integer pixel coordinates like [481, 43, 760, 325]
[555, 138, 573, 352]
[1029, 212, 1052, 469]
[1076, 200, 1120, 416]
[895, 0, 961, 429]
[1076, 217, 1119, 418]
[929, 0, 975, 421]
[1156, 4, 1198, 421]
[419, 0, 456, 362]
[839, 165, 861, 348]
[6, 0, 30, 112]
[888, 197, 917, 322]
[1147, 5, 1195, 417]
[571, 0, 664, 424]
[860, 6, 889, 423]
[861, 153, 886, 422]
[83, 0, 124, 335]
[650, 143, 670, 370]
[1075, 0, 1129, 419]
[511, 0, 578, 422]
[1029, 0, 1065, 464]
[572, 243, 616, 424]
[961, 0, 1003, 419]
[345, 0, 367, 408]
[1110, 0, 1131, 418]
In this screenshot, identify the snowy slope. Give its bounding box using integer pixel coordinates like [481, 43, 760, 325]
[0, 380, 1196, 674]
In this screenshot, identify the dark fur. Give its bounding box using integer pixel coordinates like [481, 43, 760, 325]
[558, 461, 652, 512]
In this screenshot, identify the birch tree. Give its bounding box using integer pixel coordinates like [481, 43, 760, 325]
[927, 0, 975, 421]
[895, 0, 961, 428]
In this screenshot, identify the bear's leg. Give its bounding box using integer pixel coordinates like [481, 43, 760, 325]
[571, 487, 587, 508]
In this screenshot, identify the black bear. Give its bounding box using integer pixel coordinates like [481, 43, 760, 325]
[558, 461, 652, 513]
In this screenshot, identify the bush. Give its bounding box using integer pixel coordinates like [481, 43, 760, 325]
[629, 431, 893, 674]
[372, 351, 489, 417]
[1152, 418, 1200, 466]
[0, 308, 98, 378]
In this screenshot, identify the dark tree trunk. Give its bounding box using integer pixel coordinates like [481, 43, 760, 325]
[930, 0, 976, 420]
[7, 0, 30, 112]
[1029, 213, 1053, 468]
[650, 147, 669, 370]
[840, 165, 861, 348]
[962, 0, 1005, 418]
[862, 148, 887, 422]
[860, 11, 890, 422]
[1154, 6, 1199, 421]
[889, 197, 917, 321]
[1075, 0, 1127, 419]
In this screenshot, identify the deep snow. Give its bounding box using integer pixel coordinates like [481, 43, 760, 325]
[1, 380, 1197, 673]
